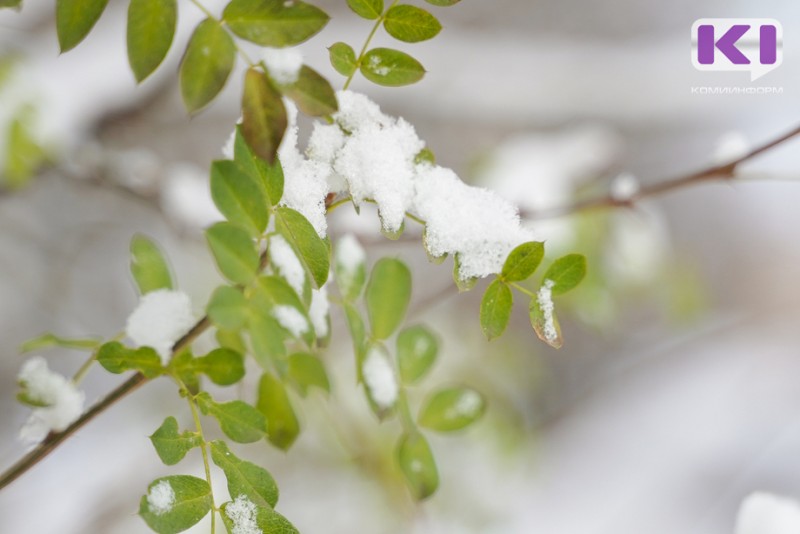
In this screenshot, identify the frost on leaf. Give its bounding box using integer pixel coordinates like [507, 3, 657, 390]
[272, 305, 309, 338]
[536, 279, 557, 343]
[17, 356, 85, 442]
[363, 346, 398, 409]
[146, 480, 175, 516]
[225, 495, 261, 534]
[125, 289, 195, 364]
[269, 234, 305, 297]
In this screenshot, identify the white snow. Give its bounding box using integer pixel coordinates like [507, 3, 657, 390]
[269, 235, 305, 297]
[362, 347, 398, 409]
[272, 305, 309, 338]
[609, 172, 640, 202]
[278, 101, 330, 238]
[262, 47, 303, 86]
[308, 285, 329, 338]
[125, 289, 195, 364]
[453, 390, 483, 418]
[146, 480, 175, 516]
[225, 495, 261, 534]
[413, 165, 535, 279]
[735, 492, 800, 534]
[536, 279, 557, 343]
[17, 356, 85, 442]
[335, 233, 366, 274]
[222, 129, 236, 160]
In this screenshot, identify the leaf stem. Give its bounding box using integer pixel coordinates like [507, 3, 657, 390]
[186, 0, 256, 67]
[185, 387, 217, 532]
[343, 0, 401, 90]
[509, 282, 536, 298]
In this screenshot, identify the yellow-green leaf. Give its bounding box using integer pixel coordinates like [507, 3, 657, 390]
[282, 65, 338, 117]
[366, 258, 411, 340]
[130, 234, 174, 294]
[360, 47, 425, 87]
[127, 0, 177, 82]
[396, 325, 438, 385]
[210, 440, 279, 508]
[207, 286, 249, 331]
[196, 392, 267, 443]
[418, 387, 485, 432]
[328, 42, 357, 77]
[275, 207, 329, 288]
[383, 5, 441, 43]
[257, 372, 301, 451]
[346, 0, 382, 20]
[288, 352, 330, 396]
[543, 254, 587, 295]
[241, 67, 287, 164]
[149, 416, 201, 466]
[397, 432, 438, 500]
[139, 475, 212, 533]
[56, 0, 109, 52]
[180, 19, 236, 113]
[210, 159, 269, 235]
[224, 0, 329, 47]
[97, 341, 163, 378]
[479, 279, 512, 341]
[205, 222, 260, 285]
[501, 241, 544, 282]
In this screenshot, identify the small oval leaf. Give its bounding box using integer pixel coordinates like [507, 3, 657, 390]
[196, 348, 245, 386]
[397, 432, 438, 500]
[97, 341, 163, 378]
[366, 258, 412, 340]
[418, 387, 485, 432]
[210, 440, 279, 508]
[207, 286, 249, 331]
[275, 207, 330, 288]
[543, 254, 587, 295]
[127, 0, 177, 82]
[241, 67, 287, 164]
[328, 42, 357, 77]
[501, 241, 545, 282]
[196, 392, 267, 443]
[384, 5, 442, 43]
[149, 416, 201, 466]
[224, 0, 330, 47]
[360, 48, 425, 87]
[257, 372, 301, 451]
[288, 352, 330, 396]
[205, 222, 260, 285]
[210, 159, 269, 236]
[346, 0, 382, 19]
[130, 234, 174, 295]
[180, 19, 236, 113]
[283, 65, 338, 117]
[139, 475, 212, 534]
[56, 0, 109, 52]
[396, 325, 438, 385]
[479, 279, 512, 341]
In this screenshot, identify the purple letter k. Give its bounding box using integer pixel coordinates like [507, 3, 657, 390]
[697, 24, 751, 65]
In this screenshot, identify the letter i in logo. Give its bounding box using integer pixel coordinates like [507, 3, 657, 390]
[692, 18, 782, 81]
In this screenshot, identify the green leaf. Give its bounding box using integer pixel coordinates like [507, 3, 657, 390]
[205, 222, 260, 285]
[334, 237, 366, 302]
[248, 310, 289, 367]
[210, 160, 269, 236]
[233, 125, 284, 206]
[210, 440, 279, 508]
[328, 42, 357, 77]
[479, 279, 512, 341]
[346, 0, 382, 19]
[130, 234, 174, 294]
[418, 387, 485, 432]
[257, 372, 301, 450]
[529, 293, 563, 349]
[383, 5, 441, 43]
[56, 0, 109, 52]
[343, 302, 366, 378]
[149, 416, 201, 466]
[19, 333, 100, 353]
[275, 207, 330, 288]
[196, 348, 245, 386]
[180, 19, 236, 113]
[97, 341, 163, 378]
[196, 392, 267, 443]
[241, 67, 287, 164]
[0, 0, 22, 9]
[127, 0, 177, 82]
[224, 0, 330, 47]
[543, 254, 587, 295]
[366, 258, 411, 340]
[287, 352, 330, 396]
[216, 328, 248, 354]
[3, 106, 47, 188]
[396, 325, 438, 385]
[139, 475, 212, 534]
[207, 286, 249, 331]
[250, 276, 312, 345]
[220, 500, 299, 534]
[170, 350, 201, 395]
[397, 432, 438, 500]
[501, 241, 545, 283]
[416, 148, 436, 166]
[282, 65, 338, 117]
[360, 48, 425, 87]
[425, 0, 460, 5]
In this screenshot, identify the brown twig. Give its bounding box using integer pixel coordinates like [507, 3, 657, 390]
[525, 124, 800, 220]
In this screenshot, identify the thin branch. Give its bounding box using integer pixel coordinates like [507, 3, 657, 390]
[525, 123, 800, 220]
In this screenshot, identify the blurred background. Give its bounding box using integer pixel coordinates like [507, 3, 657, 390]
[1, 0, 800, 532]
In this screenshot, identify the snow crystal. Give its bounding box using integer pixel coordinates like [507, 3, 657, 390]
[272, 305, 308, 338]
[125, 289, 195, 364]
[147, 481, 175, 516]
[226, 495, 261, 534]
[735, 492, 800, 534]
[335, 233, 366, 274]
[269, 235, 305, 297]
[17, 357, 85, 442]
[278, 101, 330, 238]
[309, 285, 329, 338]
[262, 47, 303, 86]
[362, 347, 398, 409]
[412, 165, 535, 279]
[222, 129, 236, 160]
[536, 279, 557, 343]
[609, 172, 639, 202]
[332, 92, 425, 233]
